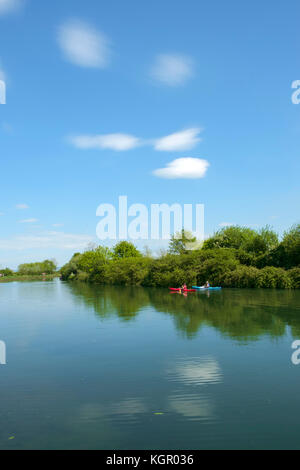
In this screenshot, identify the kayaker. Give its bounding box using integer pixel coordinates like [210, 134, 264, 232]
[182, 283, 187, 290]
[204, 281, 210, 288]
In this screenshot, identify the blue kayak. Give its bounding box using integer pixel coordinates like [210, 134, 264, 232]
[192, 286, 222, 291]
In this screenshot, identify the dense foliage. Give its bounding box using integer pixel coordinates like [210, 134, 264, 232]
[60, 225, 300, 289]
[18, 259, 57, 275]
[0, 268, 14, 277]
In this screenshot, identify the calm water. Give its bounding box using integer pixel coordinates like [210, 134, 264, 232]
[0, 280, 299, 450]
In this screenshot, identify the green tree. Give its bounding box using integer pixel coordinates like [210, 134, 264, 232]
[280, 224, 300, 268]
[18, 260, 57, 275]
[77, 246, 112, 273]
[203, 226, 259, 251]
[112, 241, 142, 259]
[0, 268, 14, 277]
[169, 229, 197, 255]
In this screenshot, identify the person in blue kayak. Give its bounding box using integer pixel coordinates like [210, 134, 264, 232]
[204, 281, 210, 288]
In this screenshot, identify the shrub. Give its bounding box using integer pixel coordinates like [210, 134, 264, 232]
[60, 253, 82, 280]
[0, 268, 14, 277]
[194, 249, 239, 286]
[76, 271, 90, 282]
[223, 266, 260, 288]
[106, 257, 150, 286]
[256, 267, 292, 289]
[288, 268, 300, 289]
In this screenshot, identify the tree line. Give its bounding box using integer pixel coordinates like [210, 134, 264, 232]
[60, 224, 300, 289]
[0, 260, 57, 277]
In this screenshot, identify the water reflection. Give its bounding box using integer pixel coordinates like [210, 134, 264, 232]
[67, 283, 300, 342]
[75, 394, 215, 425]
[166, 357, 221, 422]
[109, 398, 148, 422]
[167, 357, 222, 386]
[168, 394, 215, 421]
[77, 398, 148, 425]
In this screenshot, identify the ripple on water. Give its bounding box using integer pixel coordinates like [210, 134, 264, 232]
[166, 356, 223, 387]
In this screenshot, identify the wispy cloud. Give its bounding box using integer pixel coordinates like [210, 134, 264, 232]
[69, 133, 140, 151]
[154, 128, 202, 152]
[16, 203, 29, 210]
[19, 218, 38, 224]
[150, 54, 194, 86]
[52, 223, 64, 228]
[0, 231, 93, 251]
[58, 19, 111, 68]
[69, 127, 202, 153]
[0, 0, 21, 15]
[0, 212, 4, 216]
[153, 157, 209, 179]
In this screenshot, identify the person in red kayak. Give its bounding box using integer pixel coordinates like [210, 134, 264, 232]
[182, 283, 187, 290]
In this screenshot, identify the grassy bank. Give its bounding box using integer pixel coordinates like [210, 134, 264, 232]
[0, 274, 59, 283]
[60, 225, 300, 289]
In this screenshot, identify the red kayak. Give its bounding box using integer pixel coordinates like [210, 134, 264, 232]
[169, 288, 196, 292]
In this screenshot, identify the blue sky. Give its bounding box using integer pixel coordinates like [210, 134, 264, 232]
[0, 0, 299, 268]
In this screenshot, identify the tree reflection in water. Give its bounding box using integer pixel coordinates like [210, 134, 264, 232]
[66, 282, 300, 341]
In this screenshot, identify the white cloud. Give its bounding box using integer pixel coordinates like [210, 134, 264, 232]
[155, 128, 202, 152]
[16, 203, 29, 209]
[52, 223, 64, 228]
[154, 157, 209, 179]
[70, 133, 141, 151]
[58, 19, 111, 68]
[20, 218, 38, 224]
[0, 212, 4, 216]
[0, 231, 93, 251]
[69, 128, 202, 153]
[0, 0, 21, 15]
[150, 54, 194, 86]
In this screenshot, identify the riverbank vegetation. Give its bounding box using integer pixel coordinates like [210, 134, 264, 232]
[0, 260, 58, 282]
[0, 274, 59, 283]
[60, 225, 300, 289]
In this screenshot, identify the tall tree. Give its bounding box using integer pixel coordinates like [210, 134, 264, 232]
[169, 229, 197, 255]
